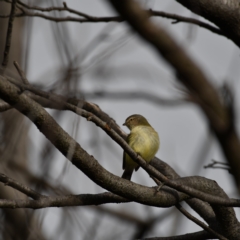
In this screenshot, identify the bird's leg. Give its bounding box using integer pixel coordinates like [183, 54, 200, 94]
[156, 182, 165, 191]
[150, 177, 165, 195]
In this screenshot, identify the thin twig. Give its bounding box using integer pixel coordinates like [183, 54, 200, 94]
[16, 9, 121, 23]
[13, 61, 29, 84]
[0, 2, 224, 37]
[0, 173, 44, 200]
[149, 9, 224, 36]
[2, 0, 17, 68]
[176, 203, 227, 240]
[17, 0, 121, 21]
[204, 159, 232, 174]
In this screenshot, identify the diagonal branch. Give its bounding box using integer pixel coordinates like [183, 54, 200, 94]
[1, 75, 240, 237]
[1, 75, 240, 208]
[0, 173, 44, 200]
[176, 203, 227, 240]
[1, 0, 17, 68]
[0, 1, 224, 37]
[0, 192, 128, 209]
[0, 75, 191, 208]
[176, 0, 240, 47]
[107, 0, 240, 193]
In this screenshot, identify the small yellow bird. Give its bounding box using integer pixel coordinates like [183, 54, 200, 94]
[122, 114, 160, 180]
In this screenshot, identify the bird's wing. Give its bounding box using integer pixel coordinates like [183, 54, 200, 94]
[122, 133, 131, 170]
[123, 133, 140, 171]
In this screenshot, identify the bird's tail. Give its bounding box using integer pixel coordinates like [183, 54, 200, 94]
[121, 169, 134, 180]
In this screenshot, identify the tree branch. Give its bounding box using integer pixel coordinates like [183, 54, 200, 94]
[1, 75, 240, 237]
[0, 173, 44, 200]
[1, 0, 17, 68]
[176, 0, 240, 47]
[107, 0, 240, 194]
[175, 203, 227, 240]
[3, 75, 240, 208]
[0, 192, 128, 209]
[0, 1, 224, 37]
[0, 75, 192, 208]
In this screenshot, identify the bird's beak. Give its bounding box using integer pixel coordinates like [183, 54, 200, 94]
[123, 122, 126, 126]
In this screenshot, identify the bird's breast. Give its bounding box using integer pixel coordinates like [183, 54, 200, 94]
[129, 126, 160, 161]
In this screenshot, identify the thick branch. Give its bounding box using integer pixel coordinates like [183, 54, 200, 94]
[1, 76, 240, 237]
[3, 76, 240, 208]
[107, 0, 240, 194]
[0, 75, 193, 208]
[0, 192, 127, 209]
[176, 0, 240, 47]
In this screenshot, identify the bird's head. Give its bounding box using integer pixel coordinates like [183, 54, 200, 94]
[123, 114, 150, 130]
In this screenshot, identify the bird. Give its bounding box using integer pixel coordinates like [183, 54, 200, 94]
[122, 114, 160, 180]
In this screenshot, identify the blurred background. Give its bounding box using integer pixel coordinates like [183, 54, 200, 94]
[0, 0, 239, 239]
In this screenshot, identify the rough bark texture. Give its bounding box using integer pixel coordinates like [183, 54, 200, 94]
[176, 0, 240, 46]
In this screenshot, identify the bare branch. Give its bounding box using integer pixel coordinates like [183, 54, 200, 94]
[1, 0, 17, 68]
[17, 0, 121, 21]
[176, 0, 240, 47]
[0, 192, 128, 209]
[0, 173, 44, 200]
[149, 9, 224, 36]
[0, 1, 224, 37]
[1, 75, 240, 208]
[1, 75, 240, 237]
[107, 0, 240, 193]
[13, 61, 29, 85]
[0, 75, 190, 208]
[176, 203, 227, 240]
[204, 160, 232, 173]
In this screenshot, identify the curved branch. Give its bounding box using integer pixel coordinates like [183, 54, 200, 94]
[0, 1, 224, 37]
[0, 192, 127, 209]
[0, 173, 44, 200]
[1, 0, 17, 68]
[151, 158, 217, 228]
[0, 75, 192, 208]
[1, 76, 240, 237]
[3, 76, 240, 208]
[107, 0, 240, 195]
[176, 0, 240, 47]
[176, 203, 227, 240]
